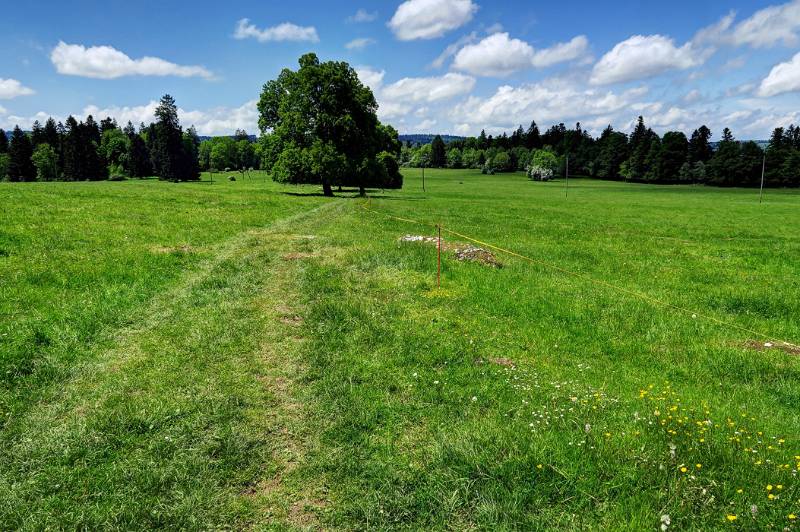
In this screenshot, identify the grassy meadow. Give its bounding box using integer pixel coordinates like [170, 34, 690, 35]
[1, 169, 799, 529]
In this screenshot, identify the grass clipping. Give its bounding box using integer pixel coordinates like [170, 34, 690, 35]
[400, 234, 502, 268]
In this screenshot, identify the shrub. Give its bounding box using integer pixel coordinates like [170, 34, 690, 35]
[527, 164, 554, 181]
[31, 144, 58, 181]
[107, 163, 128, 181]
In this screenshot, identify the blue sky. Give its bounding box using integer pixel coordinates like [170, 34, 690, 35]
[2, 0, 800, 139]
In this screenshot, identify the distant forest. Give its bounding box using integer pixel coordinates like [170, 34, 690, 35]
[3, 111, 799, 188]
[400, 117, 800, 188]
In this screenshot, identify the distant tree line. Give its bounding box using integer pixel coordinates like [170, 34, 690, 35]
[197, 129, 258, 173]
[0, 94, 199, 182]
[401, 117, 800, 187]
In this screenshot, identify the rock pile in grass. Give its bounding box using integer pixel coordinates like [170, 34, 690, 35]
[454, 245, 502, 268]
[399, 234, 502, 268]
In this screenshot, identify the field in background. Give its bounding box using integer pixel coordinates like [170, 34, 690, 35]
[1, 170, 799, 528]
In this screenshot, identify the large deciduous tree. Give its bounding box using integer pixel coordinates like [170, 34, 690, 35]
[257, 53, 402, 196]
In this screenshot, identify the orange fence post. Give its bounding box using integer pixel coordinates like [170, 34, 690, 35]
[437, 224, 441, 288]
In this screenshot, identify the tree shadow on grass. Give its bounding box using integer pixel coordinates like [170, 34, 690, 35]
[283, 191, 331, 197]
[372, 195, 427, 201]
[282, 188, 401, 198]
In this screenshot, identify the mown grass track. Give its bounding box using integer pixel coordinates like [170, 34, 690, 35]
[2, 170, 800, 529]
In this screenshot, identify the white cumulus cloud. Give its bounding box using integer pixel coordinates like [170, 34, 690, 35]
[389, 0, 477, 40]
[355, 66, 385, 92]
[449, 78, 649, 132]
[357, 69, 474, 122]
[729, 0, 800, 48]
[0, 78, 35, 99]
[233, 18, 319, 43]
[413, 118, 437, 131]
[757, 51, 800, 97]
[345, 38, 376, 50]
[452, 32, 588, 76]
[348, 9, 377, 23]
[50, 42, 213, 79]
[692, 2, 800, 49]
[590, 35, 702, 85]
[82, 100, 259, 136]
[381, 72, 476, 103]
[531, 36, 590, 67]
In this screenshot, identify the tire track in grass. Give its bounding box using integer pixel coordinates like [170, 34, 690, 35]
[0, 201, 341, 529]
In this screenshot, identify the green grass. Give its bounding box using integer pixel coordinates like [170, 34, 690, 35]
[1, 169, 799, 529]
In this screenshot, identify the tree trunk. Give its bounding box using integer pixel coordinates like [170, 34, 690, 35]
[323, 182, 333, 197]
[359, 185, 366, 197]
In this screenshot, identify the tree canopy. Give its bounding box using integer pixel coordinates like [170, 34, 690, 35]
[257, 53, 402, 196]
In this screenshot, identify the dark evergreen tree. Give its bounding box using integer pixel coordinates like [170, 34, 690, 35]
[430, 135, 446, 168]
[510, 125, 524, 148]
[595, 126, 628, 179]
[0, 129, 7, 153]
[55, 121, 66, 178]
[524, 120, 541, 149]
[234, 129, 250, 142]
[706, 129, 740, 186]
[642, 135, 662, 182]
[688, 125, 713, 164]
[152, 94, 182, 180]
[779, 147, 800, 187]
[43, 118, 60, 148]
[182, 126, 201, 179]
[659, 131, 688, 182]
[542, 123, 567, 152]
[8, 126, 35, 182]
[765, 127, 791, 186]
[30, 120, 45, 147]
[62, 116, 82, 181]
[125, 121, 152, 178]
[477, 129, 488, 149]
[82, 119, 106, 180]
[100, 117, 117, 134]
[152, 94, 197, 181]
[626, 118, 657, 181]
[739, 141, 765, 187]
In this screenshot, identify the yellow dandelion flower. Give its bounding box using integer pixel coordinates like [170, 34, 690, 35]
[767, 484, 773, 491]
[680, 466, 688, 473]
[736, 489, 743, 494]
[536, 464, 543, 469]
[726, 515, 737, 522]
[789, 514, 797, 520]
[696, 463, 702, 469]
[777, 484, 783, 489]
[768, 494, 775, 500]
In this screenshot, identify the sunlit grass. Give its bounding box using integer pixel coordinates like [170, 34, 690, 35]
[1, 169, 798, 528]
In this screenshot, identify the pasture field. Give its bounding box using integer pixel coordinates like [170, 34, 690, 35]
[1, 169, 799, 529]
